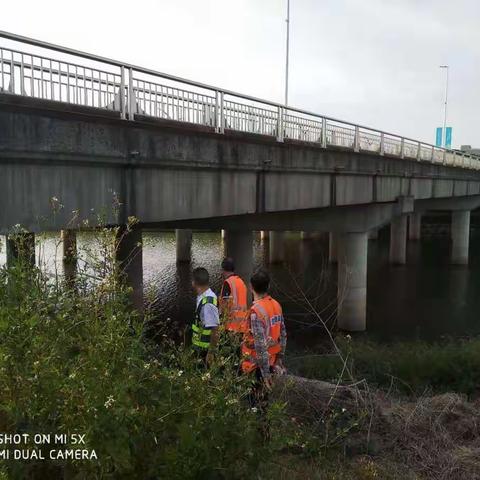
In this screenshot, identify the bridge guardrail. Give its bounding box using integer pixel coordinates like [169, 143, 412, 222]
[1, 31, 479, 171]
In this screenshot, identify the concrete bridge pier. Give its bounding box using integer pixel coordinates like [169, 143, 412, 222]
[329, 232, 339, 263]
[451, 210, 470, 265]
[390, 215, 408, 264]
[6, 232, 35, 267]
[176, 229, 192, 263]
[61, 230, 77, 285]
[409, 213, 422, 241]
[337, 232, 368, 331]
[269, 232, 285, 264]
[224, 230, 253, 282]
[116, 226, 143, 312]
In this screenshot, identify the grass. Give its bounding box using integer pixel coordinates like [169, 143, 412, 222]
[290, 335, 480, 396]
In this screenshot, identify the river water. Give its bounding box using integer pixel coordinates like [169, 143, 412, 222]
[5, 223, 480, 351]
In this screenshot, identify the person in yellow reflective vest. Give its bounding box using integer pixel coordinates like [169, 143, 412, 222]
[191, 267, 219, 366]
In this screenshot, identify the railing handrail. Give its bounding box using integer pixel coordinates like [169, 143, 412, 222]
[0, 30, 478, 162]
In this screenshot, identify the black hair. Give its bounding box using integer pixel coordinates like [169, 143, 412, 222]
[192, 267, 210, 287]
[250, 269, 270, 294]
[221, 257, 235, 272]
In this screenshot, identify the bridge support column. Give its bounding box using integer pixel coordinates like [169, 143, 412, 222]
[329, 232, 339, 263]
[116, 226, 143, 312]
[224, 230, 253, 281]
[337, 232, 368, 331]
[6, 232, 35, 267]
[269, 232, 285, 264]
[409, 213, 422, 241]
[390, 215, 407, 264]
[451, 210, 470, 265]
[176, 229, 192, 263]
[61, 230, 77, 285]
[260, 230, 269, 240]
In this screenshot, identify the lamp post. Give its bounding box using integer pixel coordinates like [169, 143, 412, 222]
[439, 65, 449, 147]
[285, 0, 290, 106]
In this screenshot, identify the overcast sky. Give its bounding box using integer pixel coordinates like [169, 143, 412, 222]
[1, 0, 479, 148]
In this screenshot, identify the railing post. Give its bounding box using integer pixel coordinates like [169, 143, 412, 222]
[321, 118, 327, 148]
[443, 149, 447, 165]
[128, 67, 135, 120]
[277, 106, 284, 142]
[431, 145, 435, 163]
[400, 138, 405, 159]
[217, 91, 225, 134]
[120, 66, 126, 120]
[10, 58, 15, 94]
[354, 125, 360, 152]
[380, 133, 385, 156]
[417, 142, 421, 161]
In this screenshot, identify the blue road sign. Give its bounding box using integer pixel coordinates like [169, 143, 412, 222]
[445, 127, 452, 149]
[436, 127, 443, 147]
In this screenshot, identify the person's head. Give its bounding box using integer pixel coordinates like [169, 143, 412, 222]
[192, 267, 210, 294]
[250, 269, 270, 297]
[221, 257, 235, 278]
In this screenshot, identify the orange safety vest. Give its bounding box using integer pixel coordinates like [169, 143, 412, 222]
[219, 274, 248, 332]
[241, 295, 283, 374]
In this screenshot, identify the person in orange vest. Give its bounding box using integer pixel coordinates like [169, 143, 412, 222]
[219, 257, 248, 333]
[241, 269, 287, 397]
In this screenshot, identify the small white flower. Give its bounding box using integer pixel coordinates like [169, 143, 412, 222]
[250, 407, 258, 413]
[177, 370, 184, 377]
[144, 363, 151, 370]
[104, 395, 115, 409]
[201, 372, 211, 381]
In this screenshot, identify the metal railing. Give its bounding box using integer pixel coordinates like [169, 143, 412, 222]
[1, 30, 479, 171]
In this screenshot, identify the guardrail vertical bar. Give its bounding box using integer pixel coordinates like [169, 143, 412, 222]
[218, 91, 225, 134]
[354, 126, 360, 152]
[431, 145, 435, 162]
[277, 106, 284, 142]
[416, 142, 421, 161]
[120, 66, 126, 119]
[380, 133, 385, 156]
[400, 138, 405, 159]
[321, 118, 327, 147]
[10, 56, 15, 94]
[128, 67, 134, 120]
[443, 149, 447, 165]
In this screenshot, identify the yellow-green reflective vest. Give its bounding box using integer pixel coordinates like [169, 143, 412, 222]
[192, 296, 218, 350]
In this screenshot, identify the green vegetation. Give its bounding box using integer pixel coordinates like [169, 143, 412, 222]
[0, 226, 359, 480]
[291, 335, 480, 396]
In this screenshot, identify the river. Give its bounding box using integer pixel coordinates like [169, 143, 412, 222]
[3, 224, 480, 350]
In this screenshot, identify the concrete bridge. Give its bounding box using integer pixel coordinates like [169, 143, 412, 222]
[1, 31, 480, 331]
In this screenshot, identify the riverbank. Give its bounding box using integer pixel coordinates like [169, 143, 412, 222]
[2, 228, 480, 479]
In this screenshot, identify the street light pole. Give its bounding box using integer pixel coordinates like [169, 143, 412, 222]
[285, 0, 290, 106]
[440, 65, 449, 147]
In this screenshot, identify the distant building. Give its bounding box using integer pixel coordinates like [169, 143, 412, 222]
[461, 145, 480, 155]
